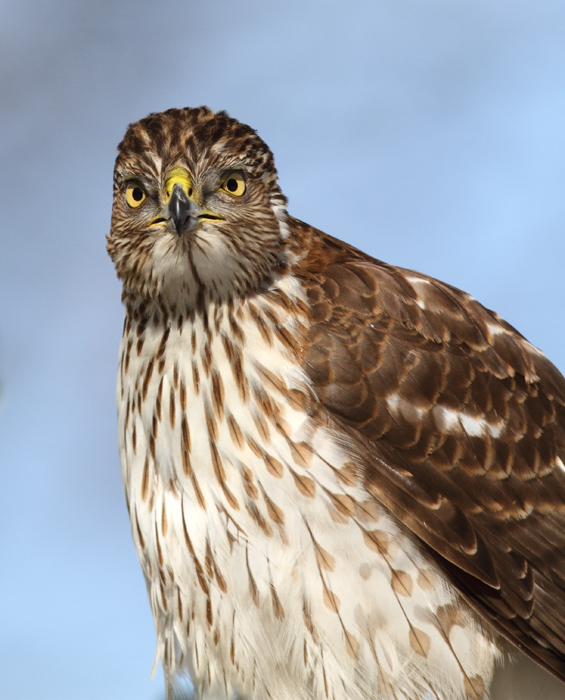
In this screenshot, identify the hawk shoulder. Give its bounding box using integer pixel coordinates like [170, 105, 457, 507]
[296, 217, 565, 680]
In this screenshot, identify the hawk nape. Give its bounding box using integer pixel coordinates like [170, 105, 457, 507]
[107, 107, 565, 700]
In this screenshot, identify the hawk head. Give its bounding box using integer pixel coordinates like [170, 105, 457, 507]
[107, 107, 289, 308]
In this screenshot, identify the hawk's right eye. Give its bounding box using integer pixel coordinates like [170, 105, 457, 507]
[125, 183, 147, 208]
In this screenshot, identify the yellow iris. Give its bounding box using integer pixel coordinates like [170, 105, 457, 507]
[125, 182, 146, 208]
[221, 172, 246, 197]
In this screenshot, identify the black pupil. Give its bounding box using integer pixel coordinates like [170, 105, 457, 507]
[226, 178, 238, 192]
[132, 187, 144, 201]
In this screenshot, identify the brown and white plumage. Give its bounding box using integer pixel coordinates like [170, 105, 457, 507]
[108, 107, 565, 700]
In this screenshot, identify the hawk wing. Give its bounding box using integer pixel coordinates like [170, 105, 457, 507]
[296, 219, 565, 681]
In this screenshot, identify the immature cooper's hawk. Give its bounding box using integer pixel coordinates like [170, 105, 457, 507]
[107, 107, 565, 700]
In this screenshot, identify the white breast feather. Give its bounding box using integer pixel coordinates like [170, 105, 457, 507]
[117, 274, 501, 700]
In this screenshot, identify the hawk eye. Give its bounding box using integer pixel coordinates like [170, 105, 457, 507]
[125, 182, 147, 208]
[221, 172, 246, 197]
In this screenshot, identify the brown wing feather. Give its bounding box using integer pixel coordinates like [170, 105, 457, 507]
[294, 218, 565, 682]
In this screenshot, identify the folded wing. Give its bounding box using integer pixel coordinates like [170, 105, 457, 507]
[297, 221, 565, 681]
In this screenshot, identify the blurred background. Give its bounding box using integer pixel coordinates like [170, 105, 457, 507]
[1, 1, 565, 698]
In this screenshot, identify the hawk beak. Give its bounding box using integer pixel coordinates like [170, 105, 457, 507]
[149, 171, 224, 236]
[158, 184, 204, 236]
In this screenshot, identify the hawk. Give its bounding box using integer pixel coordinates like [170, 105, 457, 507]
[107, 107, 565, 700]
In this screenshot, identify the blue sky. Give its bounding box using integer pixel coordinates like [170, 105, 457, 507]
[1, 1, 565, 698]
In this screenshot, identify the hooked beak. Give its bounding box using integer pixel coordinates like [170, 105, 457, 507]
[150, 175, 224, 236]
[164, 184, 201, 236]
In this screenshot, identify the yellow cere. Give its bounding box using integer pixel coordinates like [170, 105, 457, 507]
[165, 168, 192, 199]
[125, 182, 147, 208]
[221, 171, 246, 197]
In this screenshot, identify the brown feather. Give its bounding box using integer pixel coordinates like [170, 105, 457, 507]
[295, 218, 565, 681]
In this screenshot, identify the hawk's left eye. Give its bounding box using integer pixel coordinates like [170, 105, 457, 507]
[125, 182, 147, 208]
[220, 172, 246, 197]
